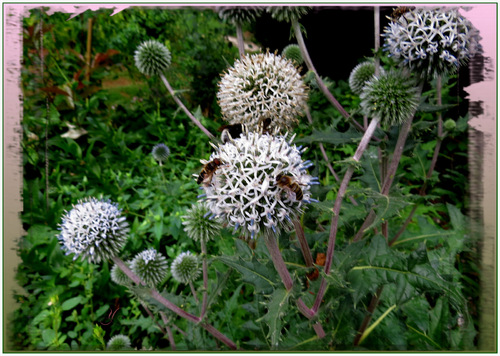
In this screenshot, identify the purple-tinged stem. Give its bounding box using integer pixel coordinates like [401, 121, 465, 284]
[200, 240, 209, 319]
[235, 22, 245, 58]
[264, 235, 293, 290]
[189, 280, 199, 303]
[304, 106, 358, 206]
[293, 219, 314, 268]
[159, 73, 215, 139]
[312, 118, 380, 312]
[160, 312, 176, 350]
[200, 323, 238, 350]
[143, 305, 167, 336]
[390, 77, 443, 246]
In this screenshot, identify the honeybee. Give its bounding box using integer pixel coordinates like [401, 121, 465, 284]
[218, 123, 243, 143]
[276, 173, 303, 201]
[197, 158, 223, 185]
[389, 6, 415, 22]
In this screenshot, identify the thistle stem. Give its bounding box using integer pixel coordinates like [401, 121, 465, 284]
[293, 219, 314, 268]
[264, 235, 293, 290]
[390, 76, 443, 245]
[235, 22, 245, 58]
[200, 240, 209, 319]
[312, 118, 380, 312]
[159, 73, 214, 139]
[189, 280, 199, 303]
[143, 305, 167, 336]
[160, 312, 176, 350]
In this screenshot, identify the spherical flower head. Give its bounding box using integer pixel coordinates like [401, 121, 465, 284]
[267, 6, 311, 23]
[111, 261, 133, 286]
[348, 61, 385, 96]
[360, 70, 420, 127]
[171, 251, 201, 284]
[57, 197, 129, 264]
[182, 202, 223, 243]
[383, 7, 481, 78]
[218, 6, 263, 24]
[152, 143, 170, 163]
[444, 118, 456, 131]
[131, 248, 168, 288]
[107, 334, 132, 351]
[134, 39, 172, 77]
[282, 44, 304, 66]
[199, 131, 317, 240]
[217, 52, 308, 132]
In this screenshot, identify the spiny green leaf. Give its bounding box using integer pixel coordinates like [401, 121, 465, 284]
[216, 255, 278, 294]
[256, 288, 291, 350]
[447, 203, 466, 232]
[206, 269, 232, 311]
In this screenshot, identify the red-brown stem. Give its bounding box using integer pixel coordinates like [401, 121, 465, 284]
[160, 312, 176, 350]
[353, 286, 384, 346]
[264, 235, 293, 290]
[143, 305, 167, 336]
[293, 219, 314, 268]
[390, 77, 443, 246]
[200, 323, 238, 350]
[200, 240, 209, 319]
[235, 22, 245, 58]
[159, 73, 214, 139]
[310, 119, 379, 313]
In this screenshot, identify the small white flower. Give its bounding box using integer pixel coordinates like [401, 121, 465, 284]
[217, 52, 308, 132]
[58, 197, 129, 264]
[198, 130, 318, 240]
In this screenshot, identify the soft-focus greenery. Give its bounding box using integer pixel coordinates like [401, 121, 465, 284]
[15, 6, 478, 351]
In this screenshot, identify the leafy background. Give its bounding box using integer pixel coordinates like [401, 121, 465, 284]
[12, 5, 481, 351]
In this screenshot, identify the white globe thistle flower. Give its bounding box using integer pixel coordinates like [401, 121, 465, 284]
[130, 248, 169, 288]
[152, 143, 170, 163]
[171, 251, 201, 284]
[218, 6, 263, 24]
[360, 70, 420, 127]
[217, 52, 308, 132]
[58, 197, 129, 264]
[198, 131, 319, 240]
[182, 202, 223, 243]
[383, 7, 481, 78]
[348, 61, 385, 96]
[107, 334, 132, 351]
[134, 39, 172, 77]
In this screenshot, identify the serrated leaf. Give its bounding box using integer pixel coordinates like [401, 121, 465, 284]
[256, 288, 291, 350]
[206, 269, 232, 311]
[447, 203, 465, 232]
[216, 256, 278, 293]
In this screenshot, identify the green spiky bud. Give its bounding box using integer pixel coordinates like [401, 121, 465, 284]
[444, 118, 456, 131]
[282, 44, 304, 66]
[134, 40, 171, 77]
[171, 251, 201, 284]
[348, 61, 385, 96]
[152, 143, 170, 163]
[360, 70, 420, 127]
[110, 261, 133, 287]
[107, 334, 132, 351]
[182, 202, 223, 243]
[130, 248, 168, 288]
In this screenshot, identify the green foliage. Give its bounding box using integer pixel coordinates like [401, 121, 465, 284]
[15, 6, 476, 352]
